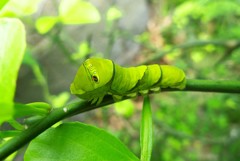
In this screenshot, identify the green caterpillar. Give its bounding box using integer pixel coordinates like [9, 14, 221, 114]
[70, 57, 186, 104]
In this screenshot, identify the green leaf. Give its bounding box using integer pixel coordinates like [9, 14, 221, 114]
[140, 96, 153, 161]
[0, 0, 9, 11]
[0, 0, 42, 17]
[9, 102, 50, 128]
[0, 18, 26, 101]
[71, 41, 91, 60]
[106, 6, 122, 21]
[0, 130, 21, 139]
[51, 92, 70, 107]
[0, 102, 14, 125]
[59, 0, 101, 24]
[7, 119, 25, 130]
[0, 18, 26, 125]
[203, 1, 240, 22]
[35, 16, 59, 34]
[14, 102, 51, 118]
[24, 122, 140, 161]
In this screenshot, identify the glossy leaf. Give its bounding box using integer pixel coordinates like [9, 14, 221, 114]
[0, 102, 13, 125]
[24, 122, 140, 161]
[0, 18, 26, 124]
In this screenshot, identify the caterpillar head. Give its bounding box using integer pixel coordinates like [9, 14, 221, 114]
[70, 58, 114, 103]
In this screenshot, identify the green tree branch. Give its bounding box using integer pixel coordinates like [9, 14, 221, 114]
[0, 79, 240, 160]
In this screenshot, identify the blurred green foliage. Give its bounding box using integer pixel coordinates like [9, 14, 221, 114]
[0, 0, 42, 17]
[114, 100, 135, 118]
[0, 0, 240, 160]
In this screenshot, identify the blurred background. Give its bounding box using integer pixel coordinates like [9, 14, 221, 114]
[1, 0, 240, 160]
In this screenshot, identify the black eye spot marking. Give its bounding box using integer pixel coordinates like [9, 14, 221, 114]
[92, 75, 99, 83]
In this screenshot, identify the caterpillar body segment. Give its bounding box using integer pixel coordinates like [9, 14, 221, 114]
[70, 58, 186, 104]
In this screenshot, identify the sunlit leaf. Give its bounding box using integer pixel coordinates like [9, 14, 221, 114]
[0, 18, 26, 124]
[71, 41, 91, 60]
[0, 102, 14, 125]
[35, 16, 59, 34]
[106, 6, 122, 21]
[0, 0, 42, 17]
[59, 0, 101, 24]
[24, 122, 140, 161]
[0, 0, 9, 10]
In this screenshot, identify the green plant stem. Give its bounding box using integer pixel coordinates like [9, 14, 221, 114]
[184, 79, 240, 93]
[140, 96, 152, 161]
[0, 79, 240, 159]
[139, 39, 240, 65]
